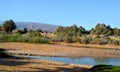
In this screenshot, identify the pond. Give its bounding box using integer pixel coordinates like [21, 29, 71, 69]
[26, 56, 120, 66]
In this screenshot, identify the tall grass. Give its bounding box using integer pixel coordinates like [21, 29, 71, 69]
[0, 34, 50, 44]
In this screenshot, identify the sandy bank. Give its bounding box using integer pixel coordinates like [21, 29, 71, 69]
[0, 57, 92, 72]
[0, 42, 120, 58]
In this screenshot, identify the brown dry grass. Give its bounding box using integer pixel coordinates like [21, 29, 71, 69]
[0, 42, 120, 58]
[58, 42, 120, 49]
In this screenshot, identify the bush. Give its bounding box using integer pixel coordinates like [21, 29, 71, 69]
[78, 36, 91, 44]
[51, 37, 64, 42]
[29, 37, 50, 44]
[0, 34, 7, 42]
[0, 34, 50, 44]
[91, 36, 110, 45]
[64, 35, 73, 43]
[17, 36, 29, 42]
[110, 39, 119, 45]
[90, 65, 120, 72]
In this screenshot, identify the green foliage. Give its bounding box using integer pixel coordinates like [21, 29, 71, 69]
[0, 34, 50, 44]
[2, 20, 16, 33]
[50, 37, 64, 42]
[28, 29, 42, 37]
[55, 25, 87, 43]
[64, 34, 73, 43]
[78, 36, 91, 44]
[90, 65, 120, 72]
[113, 28, 120, 36]
[55, 23, 120, 45]
[90, 28, 95, 35]
[91, 36, 110, 45]
[93, 23, 113, 35]
[29, 37, 49, 43]
[110, 39, 119, 45]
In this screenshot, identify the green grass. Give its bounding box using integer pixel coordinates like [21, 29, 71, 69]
[90, 65, 120, 72]
[0, 34, 50, 44]
[0, 70, 10, 72]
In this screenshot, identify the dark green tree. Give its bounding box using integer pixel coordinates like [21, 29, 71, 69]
[95, 23, 101, 35]
[90, 28, 95, 35]
[79, 26, 86, 34]
[2, 20, 16, 33]
[71, 24, 78, 36]
[23, 28, 28, 34]
[94, 23, 112, 35]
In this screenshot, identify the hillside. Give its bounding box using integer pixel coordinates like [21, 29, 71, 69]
[0, 22, 60, 32]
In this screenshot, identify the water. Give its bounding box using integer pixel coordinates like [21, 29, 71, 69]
[26, 56, 120, 66]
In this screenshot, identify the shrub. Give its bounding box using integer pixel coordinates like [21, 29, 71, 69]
[110, 39, 119, 45]
[90, 65, 120, 72]
[78, 36, 91, 44]
[64, 35, 73, 43]
[29, 37, 50, 44]
[51, 37, 64, 42]
[0, 34, 50, 44]
[0, 34, 7, 42]
[91, 36, 109, 45]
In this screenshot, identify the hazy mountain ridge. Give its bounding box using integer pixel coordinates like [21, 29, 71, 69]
[0, 22, 60, 32]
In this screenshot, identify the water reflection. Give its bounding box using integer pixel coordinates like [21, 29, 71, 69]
[26, 56, 120, 66]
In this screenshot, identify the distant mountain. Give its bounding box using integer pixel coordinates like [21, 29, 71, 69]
[0, 22, 60, 32]
[16, 22, 60, 32]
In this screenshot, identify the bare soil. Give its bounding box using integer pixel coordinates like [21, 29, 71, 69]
[0, 42, 120, 72]
[0, 42, 120, 58]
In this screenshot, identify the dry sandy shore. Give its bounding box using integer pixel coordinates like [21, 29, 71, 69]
[0, 57, 91, 72]
[0, 42, 120, 58]
[0, 42, 120, 72]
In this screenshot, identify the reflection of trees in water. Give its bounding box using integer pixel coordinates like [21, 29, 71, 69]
[94, 57, 109, 64]
[69, 57, 77, 64]
[69, 57, 84, 64]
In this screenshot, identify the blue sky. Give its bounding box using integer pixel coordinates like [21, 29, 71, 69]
[0, 0, 120, 30]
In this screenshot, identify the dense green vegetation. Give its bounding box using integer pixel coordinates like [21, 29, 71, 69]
[0, 20, 50, 44]
[0, 19, 120, 45]
[0, 34, 50, 44]
[90, 65, 120, 72]
[2, 20, 16, 33]
[55, 24, 120, 45]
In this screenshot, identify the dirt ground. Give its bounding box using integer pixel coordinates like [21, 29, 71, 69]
[0, 57, 91, 72]
[0, 42, 120, 58]
[0, 42, 120, 72]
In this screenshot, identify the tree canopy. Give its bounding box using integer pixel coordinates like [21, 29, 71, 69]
[55, 23, 120, 44]
[2, 20, 16, 33]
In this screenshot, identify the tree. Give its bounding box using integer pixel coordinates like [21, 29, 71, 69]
[0, 26, 2, 31]
[94, 23, 112, 35]
[71, 24, 78, 36]
[113, 28, 120, 36]
[79, 26, 86, 34]
[55, 26, 64, 36]
[2, 20, 16, 33]
[90, 28, 95, 35]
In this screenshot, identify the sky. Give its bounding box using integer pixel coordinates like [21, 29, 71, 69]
[0, 0, 120, 30]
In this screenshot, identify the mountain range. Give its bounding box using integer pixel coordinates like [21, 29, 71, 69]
[0, 22, 60, 32]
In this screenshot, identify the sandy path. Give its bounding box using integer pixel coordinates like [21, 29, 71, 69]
[0, 42, 120, 58]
